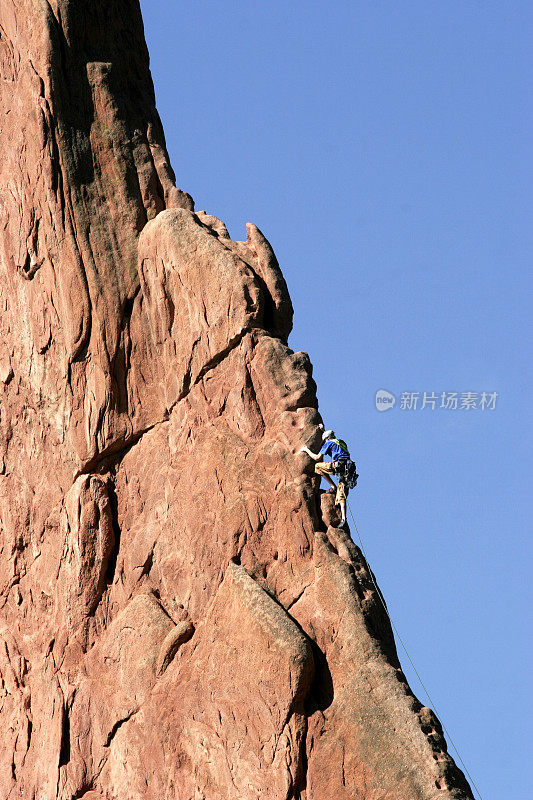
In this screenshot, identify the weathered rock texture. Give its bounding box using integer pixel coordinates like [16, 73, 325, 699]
[0, 2, 474, 799]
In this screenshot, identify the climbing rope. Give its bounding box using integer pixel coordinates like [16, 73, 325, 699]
[346, 499, 484, 800]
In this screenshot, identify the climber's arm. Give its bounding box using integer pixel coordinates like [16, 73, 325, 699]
[298, 445, 322, 461]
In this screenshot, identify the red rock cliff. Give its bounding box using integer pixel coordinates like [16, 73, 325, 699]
[0, 2, 474, 798]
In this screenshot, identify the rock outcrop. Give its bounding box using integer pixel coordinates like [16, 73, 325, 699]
[0, 2, 474, 798]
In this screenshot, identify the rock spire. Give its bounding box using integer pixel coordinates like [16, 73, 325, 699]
[0, 2, 473, 798]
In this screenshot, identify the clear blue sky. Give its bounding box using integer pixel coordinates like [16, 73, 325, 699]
[139, 2, 531, 797]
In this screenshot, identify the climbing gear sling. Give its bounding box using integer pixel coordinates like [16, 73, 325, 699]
[330, 437, 350, 456]
[339, 459, 359, 489]
[336, 458, 358, 489]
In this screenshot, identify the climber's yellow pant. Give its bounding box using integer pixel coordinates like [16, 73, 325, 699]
[315, 461, 347, 505]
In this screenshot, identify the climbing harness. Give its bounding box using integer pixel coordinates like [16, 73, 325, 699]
[346, 499, 484, 800]
[336, 458, 358, 490]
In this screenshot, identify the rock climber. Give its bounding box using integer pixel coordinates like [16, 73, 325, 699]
[298, 428, 357, 528]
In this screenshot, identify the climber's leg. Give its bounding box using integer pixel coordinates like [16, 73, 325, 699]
[336, 480, 348, 526]
[315, 461, 337, 491]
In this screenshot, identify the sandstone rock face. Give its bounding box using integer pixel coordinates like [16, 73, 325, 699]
[0, 2, 474, 799]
